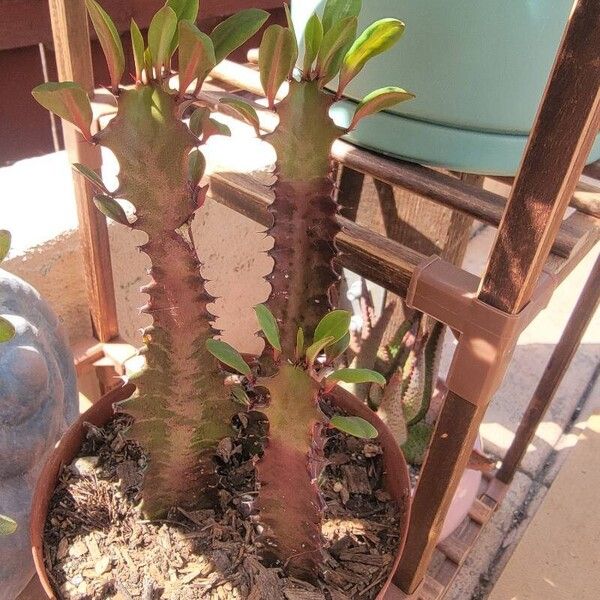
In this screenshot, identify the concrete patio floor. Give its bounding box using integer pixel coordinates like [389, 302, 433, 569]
[488, 413, 600, 600]
[4, 126, 599, 598]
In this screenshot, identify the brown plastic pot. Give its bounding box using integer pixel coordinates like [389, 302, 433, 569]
[31, 382, 411, 600]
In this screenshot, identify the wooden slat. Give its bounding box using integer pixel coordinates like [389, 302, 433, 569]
[395, 393, 487, 592]
[468, 499, 494, 526]
[331, 146, 584, 260]
[436, 532, 471, 566]
[571, 190, 600, 218]
[337, 166, 364, 222]
[479, 0, 600, 313]
[49, 0, 119, 342]
[544, 213, 600, 284]
[1, 0, 284, 50]
[208, 60, 591, 259]
[209, 171, 423, 298]
[490, 175, 600, 219]
[72, 336, 104, 374]
[583, 158, 600, 180]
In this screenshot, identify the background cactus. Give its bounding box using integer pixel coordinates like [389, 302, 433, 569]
[32, 0, 269, 517]
[375, 313, 444, 464]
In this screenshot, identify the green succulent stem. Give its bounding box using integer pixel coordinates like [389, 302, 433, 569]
[96, 85, 236, 517]
[264, 80, 345, 358]
[32, 0, 273, 520]
[256, 364, 325, 581]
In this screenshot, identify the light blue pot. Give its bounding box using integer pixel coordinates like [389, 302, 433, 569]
[292, 0, 600, 175]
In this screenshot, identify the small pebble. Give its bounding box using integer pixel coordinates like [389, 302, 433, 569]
[94, 556, 111, 575]
[68, 541, 88, 559]
[71, 456, 99, 477]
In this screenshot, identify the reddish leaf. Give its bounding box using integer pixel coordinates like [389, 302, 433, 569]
[259, 25, 296, 108]
[32, 82, 93, 140]
[85, 0, 124, 91]
[178, 21, 216, 94]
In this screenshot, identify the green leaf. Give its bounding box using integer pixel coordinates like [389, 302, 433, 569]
[93, 195, 130, 226]
[259, 25, 296, 108]
[189, 106, 210, 136]
[206, 339, 251, 376]
[178, 21, 216, 93]
[339, 19, 405, 94]
[231, 385, 251, 406]
[0, 317, 15, 344]
[295, 327, 305, 359]
[167, 0, 200, 53]
[305, 335, 336, 366]
[322, 0, 362, 34]
[0, 515, 17, 536]
[206, 118, 231, 138]
[350, 86, 415, 129]
[144, 48, 154, 75]
[254, 304, 281, 352]
[313, 310, 351, 345]
[188, 148, 206, 187]
[316, 16, 357, 85]
[85, 0, 125, 91]
[283, 3, 299, 68]
[327, 368, 386, 386]
[168, 0, 199, 22]
[73, 163, 108, 193]
[211, 9, 270, 64]
[148, 5, 178, 71]
[130, 19, 145, 83]
[326, 331, 350, 363]
[219, 98, 260, 134]
[32, 82, 93, 140]
[0, 230, 11, 263]
[303, 13, 323, 75]
[330, 415, 378, 439]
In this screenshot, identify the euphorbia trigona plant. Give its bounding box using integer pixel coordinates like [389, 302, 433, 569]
[32, 0, 269, 517]
[207, 305, 386, 582]
[208, 0, 414, 582]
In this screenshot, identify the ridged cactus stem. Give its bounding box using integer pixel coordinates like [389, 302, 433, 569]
[253, 1, 415, 583]
[256, 364, 325, 581]
[32, 0, 272, 519]
[95, 85, 237, 517]
[264, 80, 345, 358]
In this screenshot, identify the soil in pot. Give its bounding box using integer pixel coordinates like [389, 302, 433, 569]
[42, 402, 404, 600]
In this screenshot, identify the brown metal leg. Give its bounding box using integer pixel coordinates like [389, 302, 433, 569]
[497, 253, 600, 484]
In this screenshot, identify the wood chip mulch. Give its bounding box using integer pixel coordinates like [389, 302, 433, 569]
[43, 408, 402, 600]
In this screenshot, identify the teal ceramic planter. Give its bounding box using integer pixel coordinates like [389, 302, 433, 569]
[292, 0, 600, 175]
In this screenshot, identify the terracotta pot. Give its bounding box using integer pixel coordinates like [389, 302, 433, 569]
[31, 383, 411, 600]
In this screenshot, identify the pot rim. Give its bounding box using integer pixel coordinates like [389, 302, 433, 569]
[30, 382, 411, 600]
